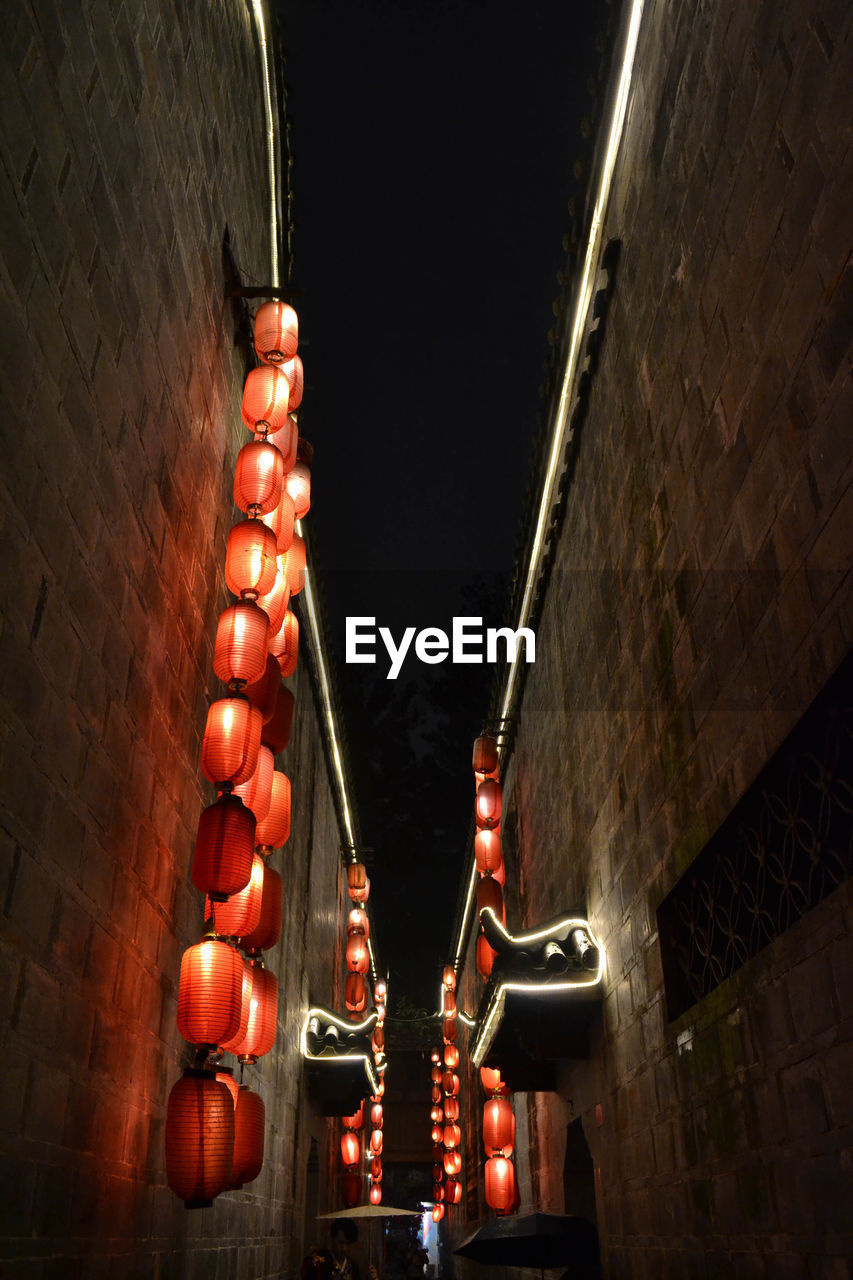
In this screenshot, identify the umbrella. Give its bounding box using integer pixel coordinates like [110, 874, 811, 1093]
[454, 1212, 599, 1273]
[317, 1206, 420, 1219]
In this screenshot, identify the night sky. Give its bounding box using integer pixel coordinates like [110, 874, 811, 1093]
[278, 0, 606, 1007]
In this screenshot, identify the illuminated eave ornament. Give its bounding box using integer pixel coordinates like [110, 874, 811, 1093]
[300, 1005, 380, 1113]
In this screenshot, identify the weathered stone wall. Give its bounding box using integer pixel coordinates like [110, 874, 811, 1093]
[0, 3, 343, 1276]
[484, 0, 853, 1276]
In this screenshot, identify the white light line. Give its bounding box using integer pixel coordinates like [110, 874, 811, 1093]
[251, 0, 279, 288]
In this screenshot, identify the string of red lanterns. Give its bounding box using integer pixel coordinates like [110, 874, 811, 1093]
[166, 301, 306, 1206]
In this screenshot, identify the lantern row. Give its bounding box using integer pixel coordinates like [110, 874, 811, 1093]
[165, 302, 313, 1206]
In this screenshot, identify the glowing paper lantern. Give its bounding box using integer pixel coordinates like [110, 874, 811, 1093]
[442, 1072, 460, 1097]
[177, 939, 244, 1048]
[192, 793, 255, 899]
[346, 933, 370, 974]
[444, 1044, 460, 1069]
[370, 1102, 383, 1129]
[485, 1156, 515, 1214]
[369, 1129, 383, 1156]
[443, 991, 457, 1018]
[370, 1184, 382, 1206]
[201, 697, 262, 787]
[233, 744, 274, 823]
[285, 439, 313, 519]
[254, 770, 291, 850]
[211, 852, 264, 939]
[442, 965, 456, 991]
[223, 955, 254, 1050]
[483, 1097, 515, 1157]
[345, 973, 367, 1012]
[370, 1156, 382, 1180]
[347, 907, 369, 937]
[474, 828, 502, 876]
[430, 1106, 444, 1125]
[261, 685, 295, 754]
[283, 534, 306, 596]
[371, 1026, 385, 1054]
[432, 1204, 444, 1223]
[442, 1018, 457, 1044]
[476, 778, 502, 829]
[232, 1086, 265, 1187]
[241, 864, 282, 953]
[245, 653, 281, 723]
[166, 1073, 234, 1206]
[431, 1066, 442, 1085]
[375, 1002, 386, 1023]
[241, 363, 290, 432]
[347, 863, 369, 902]
[472, 735, 499, 778]
[431, 1124, 443, 1145]
[433, 1183, 444, 1202]
[269, 610, 299, 678]
[443, 1123, 461, 1149]
[444, 1097, 459, 1122]
[431, 1050, 440, 1064]
[225, 519, 278, 600]
[480, 1066, 506, 1095]
[261, 487, 296, 555]
[215, 1070, 239, 1108]
[445, 1178, 462, 1205]
[255, 560, 291, 635]
[253, 300, 298, 366]
[341, 1131, 361, 1166]
[280, 354, 304, 408]
[431, 1084, 442, 1106]
[444, 1150, 462, 1177]
[221, 963, 277, 1063]
[433, 1162, 443, 1182]
[375, 980, 387, 1001]
[234, 439, 284, 514]
[213, 601, 270, 688]
[477, 874, 504, 921]
[477, 932, 497, 979]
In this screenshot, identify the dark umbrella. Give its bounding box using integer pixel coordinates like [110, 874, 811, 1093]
[454, 1213, 599, 1274]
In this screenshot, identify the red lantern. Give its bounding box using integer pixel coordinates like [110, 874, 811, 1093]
[201, 696, 262, 787]
[444, 1097, 459, 1122]
[369, 1183, 382, 1206]
[232, 1086, 265, 1187]
[430, 1050, 441, 1064]
[431, 1066, 442, 1085]
[222, 963, 277, 1062]
[222, 955, 254, 1049]
[442, 965, 456, 992]
[341, 1131, 361, 1167]
[474, 828, 502, 875]
[343, 1103, 364, 1130]
[284, 534, 306, 596]
[480, 1066, 507, 1095]
[370, 1156, 382, 1181]
[345, 973, 367, 1012]
[477, 874, 504, 921]
[443, 991, 457, 1018]
[270, 610, 299, 677]
[211, 851, 265, 939]
[369, 1129, 383, 1156]
[493, 858, 506, 887]
[472, 735, 499, 778]
[261, 684, 295, 754]
[346, 933, 370, 974]
[234, 439, 284, 514]
[177, 939, 244, 1048]
[253, 300, 299, 366]
[342, 1169, 361, 1208]
[432, 1204, 444, 1222]
[233, 744, 274, 823]
[431, 1084, 442, 1105]
[347, 863, 369, 903]
[444, 1150, 462, 1177]
[215, 1069, 239, 1108]
[485, 1156, 515, 1214]
[225, 518, 278, 600]
[483, 1097, 515, 1156]
[241, 863, 282, 952]
[442, 1018, 457, 1044]
[443, 1123, 461, 1149]
[278, 414, 299, 469]
[477, 932, 497, 979]
[261, 489, 296, 554]
[442, 1070, 459, 1096]
[445, 1178, 462, 1205]
[430, 1106, 444, 1125]
[370, 1102, 383, 1128]
[255, 560, 291, 635]
[374, 1079, 385, 1098]
[476, 778, 502, 828]
[347, 907, 369, 937]
[375, 1002, 386, 1023]
[433, 1183, 444, 1202]
[213, 601, 270, 687]
[241, 363, 291, 431]
[285, 439, 313, 519]
[192, 793, 255, 899]
[443, 1044, 460, 1069]
[280, 354, 304, 408]
[254, 770, 291, 850]
[432, 1143, 444, 1161]
[431, 1124, 443, 1145]
[432, 1162, 443, 1182]
[375, 980, 387, 1001]
[166, 1073, 234, 1206]
[371, 1026, 385, 1054]
[245, 653, 281, 723]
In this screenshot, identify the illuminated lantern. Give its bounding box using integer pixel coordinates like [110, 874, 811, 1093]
[280, 354, 304, 408]
[493, 858, 506, 887]
[201, 696, 262, 787]
[485, 1156, 515, 1214]
[347, 907, 369, 937]
[166, 1073, 234, 1206]
[477, 932, 497, 979]
[370, 1102, 383, 1128]
[370, 1184, 382, 1206]
[443, 1044, 459, 1069]
[483, 1097, 515, 1156]
[375, 980, 387, 1001]
[254, 770, 291, 850]
[474, 828, 502, 876]
[444, 1150, 462, 1177]
[213, 601, 270, 688]
[340, 1131, 361, 1166]
[345, 973, 367, 1012]
[473, 735, 499, 778]
[477, 874, 504, 921]
[234, 439, 284, 514]
[430, 1106, 444, 1124]
[431, 1085, 442, 1106]
[442, 965, 456, 991]
[370, 1156, 382, 1181]
[215, 1069, 239, 1109]
[347, 863, 368, 902]
[443, 1123, 461, 1149]
[284, 534, 306, 596]
[432, 1163, 443, 1182]
[241, 363, 291, 432]
[245, 654, 281, 723]
[285, 439, 313, 519]
[371, 1026, 385, 1054]
[254, 301, 298, 366]
[442, 1018, 457, 1044]
[480, 1066, 506, 1095]
[241, 864, 282, 952]
[442, 1072, 459, 1097]
[261, 684, 295, 754]
[211, 852, 265, 939]
[443, 991, 457, 1018]
[369, 1129, 383, 1156]
[375, 1002, 386, 1023]
[432, 1204, 444, 1223]
[225, 519, 278, 600]
[444, 1097, 459, 1122]
[255, 561, 291, 636]
[374, 1079, 385, 1098]
[270, 610, 299, 678]
[261, 490, 296, 555]
[346, 933, 370, 974]
[232, 1086, 265, 1187]
[224, 955, 254, 1049]
[279, 415, 299, 469]
[430, 1050, 440, 1064]
[342, 1169, 361, 1208]
[476, 778, 502, 829]
[222, 963, 277, 1062]
[431, 1066, 442, 1085]
[431, 1124, 443, 1145]
[177, 939, 244, 1048]
[433, 1183, 444, 1203]
[445, 1178, 462, 1205]
[191, 793, 254, 899]
[343, 1103, 364, 1130]
[234, 744, 274, 824]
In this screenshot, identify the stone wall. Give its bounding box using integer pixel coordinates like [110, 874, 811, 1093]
[0, 3, 344, 1276]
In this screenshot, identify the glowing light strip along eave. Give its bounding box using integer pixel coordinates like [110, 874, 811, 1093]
[251, 0, 279, 288]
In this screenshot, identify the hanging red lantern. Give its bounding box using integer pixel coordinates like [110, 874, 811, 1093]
[233, 744, 274, 824]
[346, 933, 370, 974]
[443, 1123, 461, 1150]
[201, 696, 262, 788]
[474, 828, 503, 876]
[483, 1097, 515, 1157]
[371, 1026, 385, 1054]
[245, 653, 281, 723]
[432, 1204, 444, 1223]
[477, 932, 497, 979]
[480, 1066, 506, 1095]
[340, 1131, 361, 1167]
[369, 1183, 382, 1206]
[431, 1050, 441, 1064]
[442, 1018, 457, 1045]
[280, 354, 304, 408]
[225, 518, 278, 600]
[213, 601, 270, 688]
[444, 1097, 459, 1122]
[222, 954, 254, 1050]
[232, 1086, 265, 1187]
[283, 534, 306, 596]
[442, 965, 456, 992]
[476, 778, 502, 828]
[343, 1102, 364, 1130]
[375, 979, 387, 1001]
[370, 1102, 383, 1128]
[477, 874, 504, 921]
[347, 907, 370, 937]
[166, 1073, 234, 1207]
[211, 851, 265, 939]
[221, 963, 277, 1063]
[192, 793, 255, 899]
[432, 1162, 443, 1182]
[261, 684, 295, 754]
[370, 1156, 382, 1181]
[443, 1044, 460, 1069]
[442, 1071, 460, 1097]
[269, 610, 299, 677]
[285, 438, 313, 519]
[177, 939, 244, 1048]
[342, 1169, 361, 1208]
[493, 857, 506, 887]
[369, 1129, 383, 1156]
[472, 735, 499, 778]
[431, 1066, 442, 1085]
[241, 863, 282, 953]
[485, 1156, 515, 1214]
[444, 1150, 462, 1177]
[445, 1178, 462, 1205]
[254, 770, 291, 850]
[347, 863, 369, 902]
[215, 1069, 239, 1109]
[345, 973, 367, 1012]
[431, 1124, 443, 1145]
[431, 1084, 442, 1105]
[261, 488, 296, 555]
[433, 1183, 444, 1203]
[234, 439, 284, 514]
[375, 1002, 386, 1023]
[242, 363, 291, 432]
[255, 560, 291, 635]
[430, 1105, 444, 1125]
[254, 301, 299, 366]
[443, 991, 457, 1018]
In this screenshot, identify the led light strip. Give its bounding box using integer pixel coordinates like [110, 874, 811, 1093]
[451, 0, 646, 975]
[251, 0, 279, 288]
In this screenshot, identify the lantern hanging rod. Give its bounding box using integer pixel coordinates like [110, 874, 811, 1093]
[227, 285, 304, 299]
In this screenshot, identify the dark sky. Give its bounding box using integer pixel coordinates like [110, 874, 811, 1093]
[277, 0, 605, 1006]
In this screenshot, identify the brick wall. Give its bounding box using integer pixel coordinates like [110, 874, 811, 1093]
[0, 3, 344, 1276]
[480, 0, 853, 1276]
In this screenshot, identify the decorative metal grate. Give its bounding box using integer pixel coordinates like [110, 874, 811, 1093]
[658, 649, 853, 1021]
